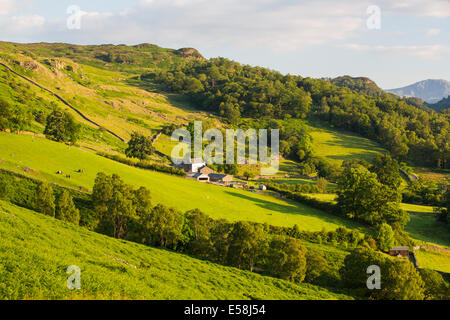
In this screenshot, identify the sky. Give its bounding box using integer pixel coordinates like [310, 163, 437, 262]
[0, 0, 449, 89]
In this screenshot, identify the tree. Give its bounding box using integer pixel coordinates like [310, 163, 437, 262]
[375, 223, 394, 252]
[266, 236, 307, 283]
[142, 204, 184, 249]
[341, 247, 425, 300]
[243, 171, 254, 181]
[125, 132, 154, 160]
[34, 182, 55, 217]
[379, 258, 425, 300]
[8, 105, 29, 133]
[446, 189, 450, 219]
[132, 186, 152, 220]
[184, 209, 213, 257]
[370, 154, 402, 189]
[316, 177, 328, 193]
[0, 98, 11, 131]
[419, 269, 450, 300]
[226, 222, 268, 272]
[92, 173, 135, 239]
[305, 250, 329, 283]
[44, 110, 80, 143]
[210, 220, 233, 264]
[219, 102, 240, 125]
[56, 190, 80, 225]
[337, 166, 408, 226]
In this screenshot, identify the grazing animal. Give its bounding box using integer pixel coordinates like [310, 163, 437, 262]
[66, 175, 71, 179]
[57, 171, 63, 175]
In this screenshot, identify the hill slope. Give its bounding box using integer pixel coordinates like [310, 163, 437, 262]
[0, 132, 362, 232]
[387, 79, 450, 103]
[0, 201, 350, 300]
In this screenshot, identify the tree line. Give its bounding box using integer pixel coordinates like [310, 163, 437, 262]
[150, 57, 449, 169]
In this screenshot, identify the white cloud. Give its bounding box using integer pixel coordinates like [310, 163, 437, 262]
[427, 28, 441, 36]
[0, 0, 448, 55]
[341, 43, 450, 60]
[0, 0, 16, 16]
[61, 0, 366, 51]
[11, 14, 45, 29]
[384, 0, 450, 17]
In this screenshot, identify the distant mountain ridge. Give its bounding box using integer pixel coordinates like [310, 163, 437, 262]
[387, 79, 450, 103]
[428, 95, 450, 112]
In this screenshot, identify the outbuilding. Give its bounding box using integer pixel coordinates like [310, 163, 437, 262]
[193, 173, 210, 183]
[389, 246, 410, 258]
[209, 174, 234, 185]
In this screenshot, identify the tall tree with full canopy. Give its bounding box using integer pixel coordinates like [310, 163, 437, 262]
[44, 110, 80, 144]
[337, 166, 408, 227]
[125, 132, 154, 160]
[226, 221, 268, 272]
[266, 236, 308, 283]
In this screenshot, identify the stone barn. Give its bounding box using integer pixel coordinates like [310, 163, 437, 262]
[209, 174, 234, 185]
[389, 246, 410, 258]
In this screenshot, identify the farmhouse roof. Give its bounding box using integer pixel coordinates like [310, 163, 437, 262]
[209, 173, 231, 179]
[193, 173, 209, 178]
[391, 246, 409, 251]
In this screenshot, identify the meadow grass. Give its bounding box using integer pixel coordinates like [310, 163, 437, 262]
[415, 250, 450, 274]
[308, 125, 385, 165]
[0, 133, 362, 232]
[0, 201, 352, 300]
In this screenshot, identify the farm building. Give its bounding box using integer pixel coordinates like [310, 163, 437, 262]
[209, 174, 234, 185]
[193, 173, 210, 183]
[179, 158, 206, 173]
[198, 166, 215, 175]
[389, 247, 410, 258]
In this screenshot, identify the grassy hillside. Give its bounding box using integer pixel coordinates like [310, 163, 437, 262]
[0, 133, 362, 232]
[415, 249, 450, 274]
[308, 124, 385, 165]
[0, 201, 351, 300]
[0, 42, 209, 152]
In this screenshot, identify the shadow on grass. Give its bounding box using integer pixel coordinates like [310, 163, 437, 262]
[224, 191, 360, 229]
[406, 212, 450, 247]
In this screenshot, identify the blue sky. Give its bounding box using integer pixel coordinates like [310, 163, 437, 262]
[0, 0, 449, 88]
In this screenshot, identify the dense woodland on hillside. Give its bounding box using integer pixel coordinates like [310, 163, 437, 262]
[151, 58, 450, 169]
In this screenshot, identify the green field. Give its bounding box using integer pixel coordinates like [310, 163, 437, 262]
[0, 201, 351, 300]
[0, 133, 362, 232]
[415, 250, 450, 274]
[309, 125, 385, 165]
[406, 212, 450, 248]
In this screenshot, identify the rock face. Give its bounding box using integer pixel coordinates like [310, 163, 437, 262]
[175, 48, 205, 60]
[387, 79, 450, 103]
